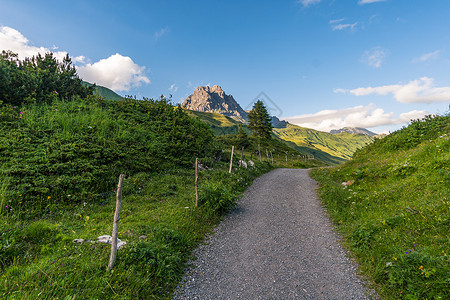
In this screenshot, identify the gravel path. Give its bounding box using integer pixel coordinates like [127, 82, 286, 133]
[173, 169, 373, 300]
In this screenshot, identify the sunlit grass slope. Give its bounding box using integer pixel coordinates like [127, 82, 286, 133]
[274, 124, 374, 164]
[187, 110, 373, 165]
[311, 114, 449, 299]
[184, 110, 244, 135]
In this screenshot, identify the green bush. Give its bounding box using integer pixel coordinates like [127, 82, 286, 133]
[0, 96, 216, 211]
[199, 181, 237, 214]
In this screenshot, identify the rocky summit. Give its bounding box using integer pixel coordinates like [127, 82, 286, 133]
[182, 85, 248, 122]
[330, 127, 377, 136]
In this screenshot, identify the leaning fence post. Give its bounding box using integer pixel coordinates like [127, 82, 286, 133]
[195, 158, 199, 207]
[239, 146, 244, 167]
[285, 151, 288, 164]
[270, 151, 273, 164]
[258, 144, 261, 162]
[107, 174, 125, 272]
[229, 145, 234, 173]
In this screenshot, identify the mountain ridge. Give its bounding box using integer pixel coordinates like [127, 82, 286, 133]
[330, 127, 377, 136]
[181, 85, 248, 122]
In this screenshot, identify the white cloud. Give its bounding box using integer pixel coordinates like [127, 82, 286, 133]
[0, 26, 150, 92]
[169, 83, 178, 93]
[282, 104, 428, 132]
[412, 50, 441, 63]
[298, 0, 321, 7]
[329, 18, 345, 24]
[77, 54, 150, 92]
[329, 19, 358, 31]
[338, 77, 450, 103]
[0, 26, 68, 61]
[362, 47, 387, 68]
[332, 22, 358, 31]
[358, 0, 386, 4]
[154, 27, 169, 41]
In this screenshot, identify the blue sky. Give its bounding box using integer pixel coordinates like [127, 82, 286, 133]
[1, 0, 449, 133]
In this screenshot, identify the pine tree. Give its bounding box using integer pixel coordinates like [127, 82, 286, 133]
[247, 100, 272, 139]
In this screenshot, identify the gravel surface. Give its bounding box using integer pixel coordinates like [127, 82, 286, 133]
[174, 169, 373, 300]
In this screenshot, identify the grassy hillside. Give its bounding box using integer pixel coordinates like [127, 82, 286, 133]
[274, 124, 374, 165]
[83, 81, 124, 101]
[185, 110, 244, 135]
[0, 95, 282, 299]
[311, 114, 449, 299]
[187, 110, 373, 165]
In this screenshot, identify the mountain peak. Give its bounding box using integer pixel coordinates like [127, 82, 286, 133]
[182, 85, 247, 122]
[330, 127, 377, 136]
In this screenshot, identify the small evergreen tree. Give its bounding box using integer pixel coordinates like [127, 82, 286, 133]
[235, 125, 250, 148]
[247, 100, 272, 139]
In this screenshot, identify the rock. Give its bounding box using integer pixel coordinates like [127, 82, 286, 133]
[139, 235, 147, 239]
[270, 116, 289, 128]
[330, 127, 377, 137]
[97, 235, 112, 244]
[73, 238, 84, 244]
[96, 235, 127, 249]
[248, 160, 255, 167]
[181, 85, 248, 122]
[239, 160, 248, 168]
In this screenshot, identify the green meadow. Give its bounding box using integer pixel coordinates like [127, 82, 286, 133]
[311, 114, 449, 299]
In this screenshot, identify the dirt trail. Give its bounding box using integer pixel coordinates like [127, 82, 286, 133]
[174, 169, 372, 299]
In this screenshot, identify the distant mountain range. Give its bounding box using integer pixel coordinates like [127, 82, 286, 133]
[182, 85, 376, 165]
[330, 127, 377, 136]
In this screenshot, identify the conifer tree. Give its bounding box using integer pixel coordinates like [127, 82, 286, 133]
[247, 100, 272, 139]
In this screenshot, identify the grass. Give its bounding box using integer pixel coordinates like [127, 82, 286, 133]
[274, 123, 374, 164]
[0, 94, 320, 299]
[186, 110, 374, 165]
[185, 110, 244, 136]
[311, 114, 449, 300]
[1, 161, 274, 299]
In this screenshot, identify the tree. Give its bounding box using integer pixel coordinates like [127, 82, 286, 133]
[235, 125, 250, 148]
[247, 100, 272, 139]
[0, 50, 93, 106]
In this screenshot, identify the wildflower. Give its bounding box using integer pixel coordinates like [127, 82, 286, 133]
[48, 196, 51, 199]
[419, 265, 424, 270]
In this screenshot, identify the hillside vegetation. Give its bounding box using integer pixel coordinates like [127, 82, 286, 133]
[311, 114, 449, 299]
[83, 81, 124, 101]
[274, 124, 374, 165]
[0, 50, 327, 299]
[185, 110, 243, 135]
[188, 110, 373, 165]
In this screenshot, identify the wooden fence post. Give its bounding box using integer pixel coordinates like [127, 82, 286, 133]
[270, 151, 273, 164]
[239, 146, 244, 167]
[266, 149, 269, 161]
[195, 158, 198, 207]
[229, 145, 234, 173]
[258, 144, 261, 162]
[107, 174, 125, 272]
[285, 152, 288, 164]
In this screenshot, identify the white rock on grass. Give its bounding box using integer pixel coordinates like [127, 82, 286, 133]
[248, 160, 255, 167]
[239, 160, 248, 168]
[96, 235, 127, 249]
